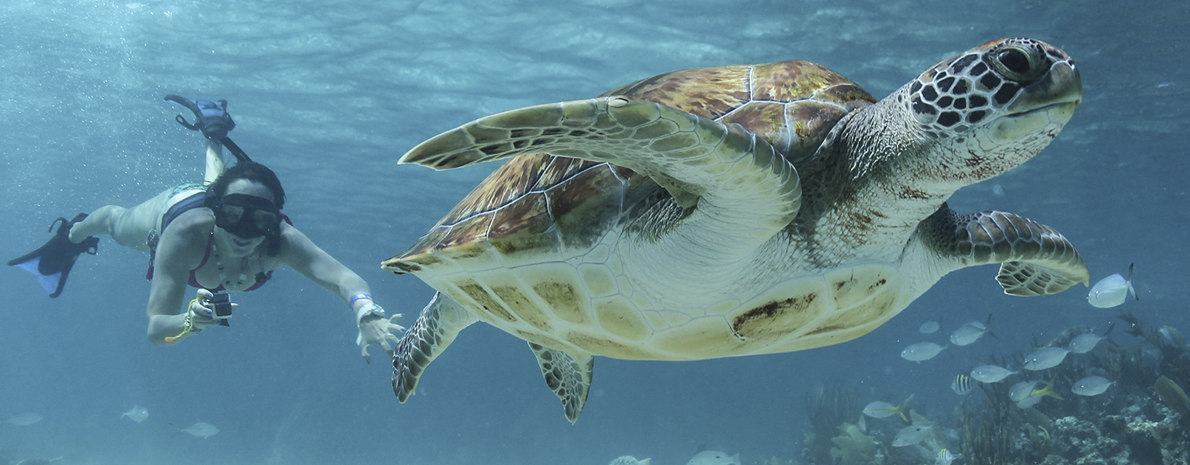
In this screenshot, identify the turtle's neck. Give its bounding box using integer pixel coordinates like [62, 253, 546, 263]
[786, 88, 957, 267]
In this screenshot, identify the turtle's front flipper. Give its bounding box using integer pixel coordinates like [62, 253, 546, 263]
[392, 293, 479, 402]
[920, 205, 1089, 296]
[528, 343, 593, 424]
[400, 97, 802, 240]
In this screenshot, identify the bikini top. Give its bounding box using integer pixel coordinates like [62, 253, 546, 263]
[185, 235, 272, 292]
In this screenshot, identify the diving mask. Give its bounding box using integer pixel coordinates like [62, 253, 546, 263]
[214, 194, 281, 239]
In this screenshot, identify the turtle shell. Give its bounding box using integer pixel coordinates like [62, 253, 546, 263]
[389, 61, 875, 272]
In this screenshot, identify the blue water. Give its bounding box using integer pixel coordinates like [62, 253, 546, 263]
[1, 1, 1186, 464]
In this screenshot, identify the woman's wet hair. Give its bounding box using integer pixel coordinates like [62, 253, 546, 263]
[207, 161, 286, 209]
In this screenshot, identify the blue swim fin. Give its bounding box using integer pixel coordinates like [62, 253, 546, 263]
[8, 214, 99, 298]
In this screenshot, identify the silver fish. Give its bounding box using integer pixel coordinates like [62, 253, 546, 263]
[181, 422, 220, 439]
[901, 342, 946, 362]
[970, 364, 1017, 383]
[686, 451, 740, 465]
[949, 315, 993, 346]
[1087, 263, 1137, 308]
[891, 424, 933, 447]
[1016, 393, 1043, 408]
[1014, 380, 1061, 407]
[862, 394, 913, 421]
[919, 320, 940, 334]
[121, 405, 149, 423]
[863, 401, 899, 419]
[1068, 332, 1105, 354]
[1023, 347, 1070, 371]
[1008, 381, 1038, 402]
[951, 374, 975, 395]
[1071, 376, 1114, 396]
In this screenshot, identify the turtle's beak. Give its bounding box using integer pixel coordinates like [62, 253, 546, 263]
[1006, 61, 1082, 119]
[991, 61, 1081, 141]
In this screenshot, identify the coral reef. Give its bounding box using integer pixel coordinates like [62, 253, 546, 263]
[829, 422, 882, 465]
[802, 383, 863, 464]
[958, 313, 1190, 465]
[801, 315, 1190, 465]
[960, 392, 1013, 465]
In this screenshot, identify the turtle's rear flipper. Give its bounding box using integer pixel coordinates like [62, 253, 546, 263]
[920, 204, 1089, 296]
[391, 293, 479, 401]
[528, 343, 593, 424]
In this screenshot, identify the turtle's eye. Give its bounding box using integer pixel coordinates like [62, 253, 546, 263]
[991, 47, 1037, 82]
[998, 49, 1029, 74]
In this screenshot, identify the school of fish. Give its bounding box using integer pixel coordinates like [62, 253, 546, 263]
[898, 265, 1145, 420]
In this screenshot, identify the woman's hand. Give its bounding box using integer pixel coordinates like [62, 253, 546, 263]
[188, 288, 238, 330]
[161, 289, 240, 343]
[356, 302, 404, 363]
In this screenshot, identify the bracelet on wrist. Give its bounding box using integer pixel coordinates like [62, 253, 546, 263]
[350, 293, 372, 308]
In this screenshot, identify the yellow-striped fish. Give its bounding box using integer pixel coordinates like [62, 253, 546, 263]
[862, 394, 914, 422]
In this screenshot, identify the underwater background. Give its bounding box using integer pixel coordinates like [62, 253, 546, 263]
[1, 0, 1187, 464]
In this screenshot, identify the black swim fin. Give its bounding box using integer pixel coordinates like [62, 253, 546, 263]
[164, 95, 253, 163]
[8, 214, 99, 298]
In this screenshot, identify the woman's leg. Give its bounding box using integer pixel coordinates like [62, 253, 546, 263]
[204, 139, 225, 186]
[69, 189, 174, 253]
[70, 141, 222, 251]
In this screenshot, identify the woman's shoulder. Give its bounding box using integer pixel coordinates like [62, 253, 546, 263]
[153, 206, 215, 266]
[165, 207, 216, 241]
[275, 220, 308, 247]
[273, 221, 319, 258]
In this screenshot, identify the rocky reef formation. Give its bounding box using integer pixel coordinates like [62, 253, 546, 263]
[801, 312, 1189, 465]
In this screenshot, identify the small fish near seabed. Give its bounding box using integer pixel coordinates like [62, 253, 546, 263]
[951, 374, 975, 395]
[1072, 375, 1115, 396]
[121, 405, 148, 423]
[1012, 379, 1062, 408]
[901, 342, 946, 362]
[936, 448, 960, 465]
[1008, 381, 1040, 403]
[970, 364, 1017, 383]
[863, 394, 914, 422]
[949, 315, 994, 346]
[686, 450, 740, 465]
[919, 320, 940, 334]
[5, 413, 44, 426]
[608, 456, 651, 465]
[891, 423, 934, 447]
[1023, 346, 1071, 371]
[1087, 263, 1138, 308]
[1159, 326, 1186, 347]
[179, 422, 220, 439]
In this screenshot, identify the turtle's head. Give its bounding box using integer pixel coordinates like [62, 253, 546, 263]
[904, 38, 1081, 185]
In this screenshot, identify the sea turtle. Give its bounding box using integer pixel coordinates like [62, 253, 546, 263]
[384, 38, 1088, 423]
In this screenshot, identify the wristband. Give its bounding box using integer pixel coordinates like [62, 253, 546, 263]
[350, 293, 372, 308]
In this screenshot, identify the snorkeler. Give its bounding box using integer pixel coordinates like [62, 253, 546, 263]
[8, 96, 404, 362]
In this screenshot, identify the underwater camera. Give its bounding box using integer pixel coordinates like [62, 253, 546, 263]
[205, 292, 233, 326]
